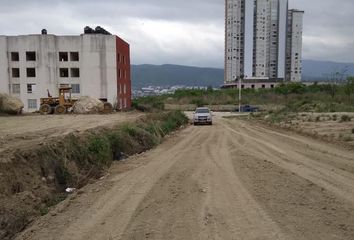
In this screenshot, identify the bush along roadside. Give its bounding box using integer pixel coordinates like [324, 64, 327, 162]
[0, 110, 188, 240]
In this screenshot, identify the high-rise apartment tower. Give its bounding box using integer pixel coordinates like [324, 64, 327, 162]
[224, 0, 304, 85]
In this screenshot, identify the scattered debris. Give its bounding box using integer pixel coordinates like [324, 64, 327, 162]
[65, 188, 77, 193]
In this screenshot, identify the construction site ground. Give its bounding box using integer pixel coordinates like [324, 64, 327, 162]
[0, 112, 144, 155]
[15, 113, 354, 240]
[276, 112, 354, 146]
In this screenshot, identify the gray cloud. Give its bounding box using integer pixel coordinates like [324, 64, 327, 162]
[0, 0, 353, 67]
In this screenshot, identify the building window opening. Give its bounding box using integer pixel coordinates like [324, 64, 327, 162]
[27, 68, 36, 77]
[70, 68, 80, 78]
[27, 83, 36, 93]
[28, 99, 37, 109]
[12, 84, 20, 94]
[59, 52, 68, 62]
[26, 51, 36, 61]
[70, 52, 79, 61]
[12, 68, 20, 78]
[11, 52, 19, 61]
[60, 68, 69, 78]
[71, 84, 80, 94]
[262, 85, 266, 89]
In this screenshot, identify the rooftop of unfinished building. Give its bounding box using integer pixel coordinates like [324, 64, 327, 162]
[0, 27, 130, 45]
[289, 9, 305, 13]
[1, 26, 121, 38]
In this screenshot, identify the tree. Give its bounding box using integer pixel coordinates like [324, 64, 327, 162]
[322, 84, 337, 99]
[324, 67, 348, 99]
[275, 83, 290, 100]
[344, 76, 354, 104]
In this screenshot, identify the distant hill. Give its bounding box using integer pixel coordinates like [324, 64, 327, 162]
[131, 64, 224, 89]
[302, 60, 354, 81]
[131, 60, 354, 89]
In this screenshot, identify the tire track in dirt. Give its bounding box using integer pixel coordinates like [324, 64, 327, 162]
[222, 119, 354, 205]
[16, 116, 354, 240]
[222, 118, 354, 239]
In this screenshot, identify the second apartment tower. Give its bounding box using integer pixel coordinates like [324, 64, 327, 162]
[225, 0, 304, 84]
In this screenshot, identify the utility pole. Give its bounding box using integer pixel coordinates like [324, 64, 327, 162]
[238, 75, 244, 113]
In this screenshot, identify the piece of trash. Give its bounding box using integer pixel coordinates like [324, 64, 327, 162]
[199, 188, 208, 193]
[65, 188, 76, 193]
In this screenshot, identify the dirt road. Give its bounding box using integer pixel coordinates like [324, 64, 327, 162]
[16, 115, 354, 240]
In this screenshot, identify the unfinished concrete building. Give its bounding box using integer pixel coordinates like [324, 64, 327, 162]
[0, 27, 131, 112]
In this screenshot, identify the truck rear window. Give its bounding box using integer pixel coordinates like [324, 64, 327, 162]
[196, 109, 210, 114]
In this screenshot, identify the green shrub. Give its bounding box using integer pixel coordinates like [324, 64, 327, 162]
[152, 100, 165, 110]
[132, 96, 166, 112]
[191, 98, 206, 107]
[339, 133, 353, 142]
[87, 136, 112, 166]
[340, 115, 352, 122]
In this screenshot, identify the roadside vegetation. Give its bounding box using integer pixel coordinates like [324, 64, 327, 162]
[133, 78, 354, 113]
[0, 110, 188, 240]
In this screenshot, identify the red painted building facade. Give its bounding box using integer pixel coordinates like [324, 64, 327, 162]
[116, 36, 131, 110]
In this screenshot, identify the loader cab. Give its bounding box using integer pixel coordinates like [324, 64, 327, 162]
[58, 87, 73, 106]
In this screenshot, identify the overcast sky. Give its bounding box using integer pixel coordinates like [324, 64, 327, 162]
[1, 0, 353, 68]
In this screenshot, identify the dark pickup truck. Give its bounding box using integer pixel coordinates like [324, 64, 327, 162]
[235, 105, 259, 113]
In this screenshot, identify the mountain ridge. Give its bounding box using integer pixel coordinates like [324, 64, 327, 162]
[131, 60, 354, 89]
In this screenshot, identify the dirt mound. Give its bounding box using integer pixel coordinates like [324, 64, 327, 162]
[73, 96, 104, 114]
[0, 93, 24, 115]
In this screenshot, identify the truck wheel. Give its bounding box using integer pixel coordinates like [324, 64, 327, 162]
[39, 104, 52, 115]
[102, 102, 113, 114]
[54, 105, 66, 114]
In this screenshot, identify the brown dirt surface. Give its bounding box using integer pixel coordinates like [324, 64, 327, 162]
[0, 112, 144, 156]
[15, 113, 354, 240]
[272, 112, 354, 146]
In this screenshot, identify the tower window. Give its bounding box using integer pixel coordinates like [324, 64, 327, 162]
[26, 52, 36, 61]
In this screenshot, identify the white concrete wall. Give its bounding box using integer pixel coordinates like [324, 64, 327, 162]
[269, 0, 279, 79]
[0, 34, 118, 112]
[289, 10, 304, 82]
[6, 35, 47, 110]
[0, 36, 9, 94]
[254, 0, 271, 78]
[225, 0, 244, 83]
[81, 35, 117, 104]
[277, 0, 288, 79]
[244, 0, 254, 78]
[234, 82, 279, 89]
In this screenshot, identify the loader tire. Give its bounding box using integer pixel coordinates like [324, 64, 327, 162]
[39, 104, 52, 115]
[54, 105, 66, 114]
